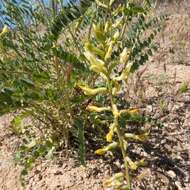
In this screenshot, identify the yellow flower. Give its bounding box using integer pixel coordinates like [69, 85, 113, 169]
[137, 132, 149, 142]
[89, 64, 107, 76]
[136, 158, 146, 167]
[95, 142, 118, 156]
[120, 47, 130, 64]
[95, 148, 106, 155]
[105, 42, 113, 61]
[113, 30, 120, 41]
[104, 21, 111, 33]
[93, 23, 105, 41]
[84, 50, 108, 78]
[84, 50, 105, 67]
[106, 141, 118, 150]
[124, 131, 149, 142]
[86, 105, 111, 112]
[78, 84, 107, 96]
[126, 157, 146, 170]
[85, 42, 105, 58]
[0, 25, 9, 37]
[114, 62, 133, 81]
[106, 123, 116, 142]
[125, 156, 138, 170]
[106, 131, 113, 142]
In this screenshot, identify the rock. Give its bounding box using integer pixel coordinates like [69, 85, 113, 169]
[146, 105, 153, 113]
[175, 181, 183, 190]
[167, 170, 176, 178]
[161, 139, 166, 144]
[54, 170, 63, 175]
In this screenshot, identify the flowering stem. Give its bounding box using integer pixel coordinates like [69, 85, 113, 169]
[108, 79, 131, 190]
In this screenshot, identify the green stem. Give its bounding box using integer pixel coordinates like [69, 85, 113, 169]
[107, 79, 131, 190]
[114, 116, 131, 190]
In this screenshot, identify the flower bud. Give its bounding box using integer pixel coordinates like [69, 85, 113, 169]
[113, 30, 120, 41]
[95, 148, 106, 155]
[85, 42, 105, 58]
[78, 85, 107, 96]
[114, 62, 133, 81]
[125, 156, 138, 170]
[120, 47, 130, 64]
[84, 50, 108, 78]
[93, 23, 106, 41]
[106, 123, 116, 142]
[95, 142, 118, 155]
[104, 42, 113, 61]
[104, 21, 111, 33]
[87, 105, 111, 112]
[89, 65, 108, 81]
[106, 141, 118, 150]
[84, 50, 105, 67]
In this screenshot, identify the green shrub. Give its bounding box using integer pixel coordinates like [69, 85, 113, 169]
[0, 0, 94, 176]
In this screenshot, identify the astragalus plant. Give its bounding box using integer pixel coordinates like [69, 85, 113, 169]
[78, 0, 164, 189]
[0, 0, 95, 175]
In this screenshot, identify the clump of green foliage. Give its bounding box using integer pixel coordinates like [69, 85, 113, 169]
[179, 83, 188, 93]
[0, 0, 165, 187]
[78, 0, 165, 189]
[0, 0, 94, 175]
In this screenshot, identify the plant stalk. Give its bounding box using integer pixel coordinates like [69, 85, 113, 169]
[108, 80, 131, 190]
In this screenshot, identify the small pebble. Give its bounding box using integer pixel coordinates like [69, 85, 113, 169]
[167, 170, 176, 178]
